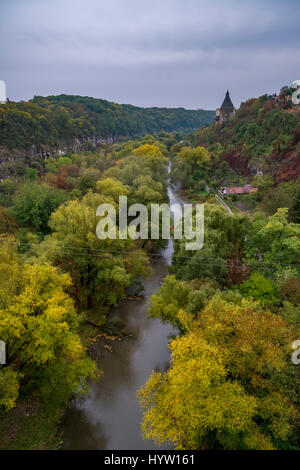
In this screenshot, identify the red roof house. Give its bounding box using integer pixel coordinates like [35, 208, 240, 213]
[219, 185, 258, 195]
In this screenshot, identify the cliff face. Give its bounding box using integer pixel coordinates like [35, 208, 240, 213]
[0, 95, 214, 150]
[268, 124, 300, 183]
[0, 134, 118, 179]
[220, 149, 251, 176]
[0, 94, 214, 178]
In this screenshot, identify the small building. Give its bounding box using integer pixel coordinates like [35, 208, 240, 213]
[218, 185, 258, 196]
[215, 90, 235, 124]
[268, 93, 278, 101]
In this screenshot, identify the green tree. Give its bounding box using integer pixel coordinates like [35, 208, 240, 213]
[25, 168, 38, 181]
[10, 182, 67, 235]
[37, 192, 150, 309]
[246, 208, 300, 265]
[173, 204, 250, 283]
[289, 185, 300, 223]
[148, 275, 216, 330]
[237, 272, 277, 306]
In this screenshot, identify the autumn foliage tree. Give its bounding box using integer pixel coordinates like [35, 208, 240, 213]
[35, 192, 150, 310]
[0, 238, 97, 410]
[139, 295, 299, 450]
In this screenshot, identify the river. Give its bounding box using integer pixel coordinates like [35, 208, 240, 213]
[61, 172, 183, 450]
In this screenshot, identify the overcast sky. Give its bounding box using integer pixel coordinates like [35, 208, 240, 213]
[0, 0, 299, 109]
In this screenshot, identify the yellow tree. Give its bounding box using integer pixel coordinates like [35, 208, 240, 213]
[176, 146, 210, 172]
[132, 144, 169, 188]
[36, 192, 150, 309]
[139, 295, 299, 449]
[138, 332, 257, 450]
[96, 177, 130, 203]
[0, 238, 97, 410]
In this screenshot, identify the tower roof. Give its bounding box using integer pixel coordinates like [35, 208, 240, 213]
[220, 90, 234, 111]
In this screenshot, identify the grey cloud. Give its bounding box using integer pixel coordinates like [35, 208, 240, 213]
[0, 0, 300, 108]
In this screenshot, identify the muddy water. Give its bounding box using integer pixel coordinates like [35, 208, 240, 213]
[61, 179, 183, 450]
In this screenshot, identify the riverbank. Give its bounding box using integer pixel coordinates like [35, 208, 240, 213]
[0, 319, 131, 450]
[0, 383, 68, 449]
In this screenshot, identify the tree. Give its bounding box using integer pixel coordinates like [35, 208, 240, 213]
[132, 144, 169, 188]
[0, 179, 19, 207]
[246, 208, 300, 265]
[0, 207, 18, 234]
[148, 275, 191, 329]
[25, 168, 38, 181]
[139, 295, 298, 450]
[279, 278, 300, 305]
[132, 143, 166, 158]
[133, 175, 164, 205]
[237, 272, 277, 306]
[259, 181, 297, 215]
[148, 275, 216, 330]
[37, 192, 150, 309]
[0, 238, 97, 410]
[289, 185, 300, 223]
[96, 177, 130, 203]
[171, 146, 211, 189]
[78, 168, 99, 194]
[138, 333, 257, 450]
[10, 182, 67, 235]
[0, 367, 20, 411]
[177, 146, 210, 170]
[173, 204, 250, 283]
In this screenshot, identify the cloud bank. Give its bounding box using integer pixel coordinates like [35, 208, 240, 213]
[1, 0, 299, 108]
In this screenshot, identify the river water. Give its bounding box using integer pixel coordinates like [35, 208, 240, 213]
[61, 176, 183, 450]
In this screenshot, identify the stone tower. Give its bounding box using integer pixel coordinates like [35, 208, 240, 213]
[215, 90, 235, 124]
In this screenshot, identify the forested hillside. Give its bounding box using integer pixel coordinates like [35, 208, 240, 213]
[0, 94, 214, 151]
[191, 88, 300, 183]
[0, 95, 213, 179]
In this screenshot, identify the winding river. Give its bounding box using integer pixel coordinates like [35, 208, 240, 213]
[61, 173, 183, 450]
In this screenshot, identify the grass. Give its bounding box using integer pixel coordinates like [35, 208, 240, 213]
[0, 322, 103, 450]
[0, 384, 70, 450]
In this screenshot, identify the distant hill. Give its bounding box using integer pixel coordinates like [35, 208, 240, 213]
[0, 94, 214, 151]
[191, 88, 300, 183]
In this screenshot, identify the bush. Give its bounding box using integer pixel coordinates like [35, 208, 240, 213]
[279, 278, 300, 305]
[237, 272, 277, 306]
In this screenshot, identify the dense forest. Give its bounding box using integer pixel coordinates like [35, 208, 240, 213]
[0, 88, 299, 450]
[0, 94, 214, 151]
[0, 134, 175, 448]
